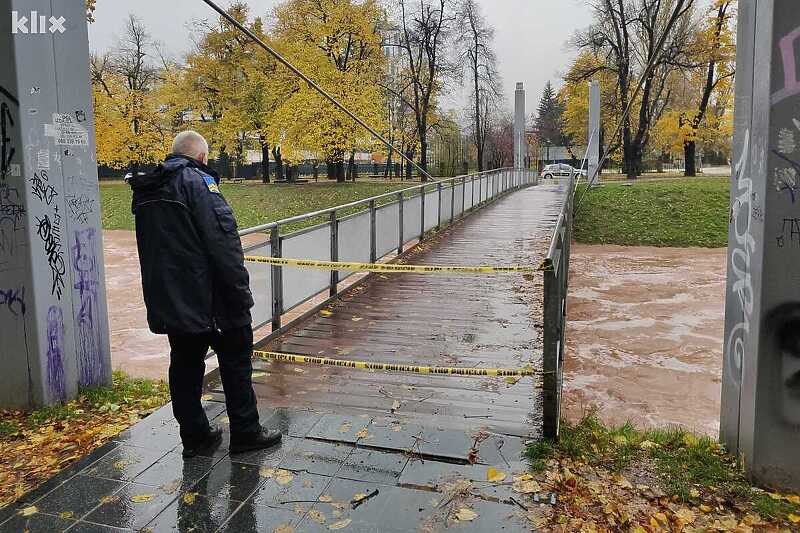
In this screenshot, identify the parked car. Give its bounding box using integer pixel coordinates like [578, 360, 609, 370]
[540, 163, 587, 179]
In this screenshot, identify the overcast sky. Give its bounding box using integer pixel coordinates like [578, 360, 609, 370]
[88, 0, 593, 117]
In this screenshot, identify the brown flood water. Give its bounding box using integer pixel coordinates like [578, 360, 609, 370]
[564, 244, 726, 436]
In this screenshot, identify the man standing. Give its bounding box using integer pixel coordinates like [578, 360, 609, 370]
[130, 131, 281, 457]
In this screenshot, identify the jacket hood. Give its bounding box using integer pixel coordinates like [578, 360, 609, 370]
[129, 154, 220, 191]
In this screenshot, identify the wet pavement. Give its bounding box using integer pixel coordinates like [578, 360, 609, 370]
[564, 244, 726, 436]
[4, 184, 566, 532]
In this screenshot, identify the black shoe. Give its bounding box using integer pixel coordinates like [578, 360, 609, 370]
[229, 427, 282, 454]
[182, 426, 223, 458]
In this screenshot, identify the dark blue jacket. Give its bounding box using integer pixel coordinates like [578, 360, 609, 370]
[130, 155, 253, 335]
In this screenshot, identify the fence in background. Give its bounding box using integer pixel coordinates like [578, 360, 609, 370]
[542, 173, 576, 440]
[239, 168, 539, 332]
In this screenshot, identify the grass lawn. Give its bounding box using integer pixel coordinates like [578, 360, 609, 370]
[100, 181, 412, 232]
[523, 414, 800, 530]
[0, 373, 169, 508]
[573, 177, 730, 248]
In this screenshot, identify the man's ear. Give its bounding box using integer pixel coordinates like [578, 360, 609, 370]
[200, 152, 209, 165]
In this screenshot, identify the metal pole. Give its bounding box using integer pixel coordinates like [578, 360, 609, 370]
[397, 192, 404, 254]
[420, 186, 426, 241]
[437, 182, 442, 230]
[270, 226, 283, 331]
[461, 176, 466, 216]
[369, 200, 377, 263]
[329, 211, 338, 297]
[450, 179, 455, 222]
[542, 248, 561, 440]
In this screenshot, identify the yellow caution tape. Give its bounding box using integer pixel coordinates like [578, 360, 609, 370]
[244, 256, 548, 274]
[254, 350, 538, 377]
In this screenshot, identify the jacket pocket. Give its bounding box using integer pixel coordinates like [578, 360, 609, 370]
[214, 205, 238, 233]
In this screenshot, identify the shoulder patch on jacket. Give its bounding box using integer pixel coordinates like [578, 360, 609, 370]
[200, 174, 220, 194]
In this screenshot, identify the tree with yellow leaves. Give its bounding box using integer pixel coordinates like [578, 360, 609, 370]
[90, 16, 170, 172]
[269, 0, 387, 182]
[677, 0, 736, 176]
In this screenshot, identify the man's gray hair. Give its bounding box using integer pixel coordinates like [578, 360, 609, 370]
[172, 131, 209, 160]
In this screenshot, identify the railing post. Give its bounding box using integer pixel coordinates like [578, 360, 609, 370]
[397, 191, 404, 254]
[437, 182, 442, 230]
[451, 179, 456, 222]
[542, 249, 562, 440]
[420, 186, 426, 241]
[471, 175, 476, 209]
[461, 176, 466, 216]
[270, 226, 283, 331]
[369, 200, 377, 263]
[329, 210, 338, 298]
[478, 175, 483, 203]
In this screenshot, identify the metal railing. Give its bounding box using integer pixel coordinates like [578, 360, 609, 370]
[239, 168, 540, 333]
[542, 172, 576, 440]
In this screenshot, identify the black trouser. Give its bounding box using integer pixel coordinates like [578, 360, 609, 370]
[167, 325, 260, 443]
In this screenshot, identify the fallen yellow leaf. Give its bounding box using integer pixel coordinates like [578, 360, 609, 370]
[320, 310, 333, 317]
[455, 508, 478, 521]
[274, 525, 295, 533]
[674, 508, 695, 524]
[690, 488, 701, 498]
[131, 494, 156, 503]
[352, 492, 368, 502]
[275, 470, 294, 486]
[787, 495, 800, 505]
[486, 467, 507, 483]
[329, 518, 352, 530]
[201, 394, 213, 401]
[768, 492, 784, 500]
[59, 512, 74, 519]
[354, 428, 370, 439]
[259, 467, 276, 478]
[99, 495, 119, 504]
[639, 440, 657, 450]
[318, 495, 333, 503]
[699, 504, 712, 513]
[308, 510, 326, 524]
[18, 506, 37, 517]
[788, 513, 800, 524]
[351, 317, 363, 322]
[183, 492, 198, 505]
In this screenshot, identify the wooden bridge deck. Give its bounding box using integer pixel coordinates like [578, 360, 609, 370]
[219, 183, 567, 439]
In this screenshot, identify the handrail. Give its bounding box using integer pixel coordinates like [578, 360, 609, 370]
[238, 168, 514, 236]
[542, 170, 576, 440]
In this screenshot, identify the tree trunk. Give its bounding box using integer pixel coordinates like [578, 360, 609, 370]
[384, 150, 393, 179]
[313, 164, 319, 182]
[347, 151, 356, 182]
[260, 141, 270, 184]
[336, 160, 345, 183]
[405, 152, 413, 181]
[419, 137, 428, 181]
[684, 140, 697, 177]
[272, 146, 284, 181]
[326, 158, 335, 180]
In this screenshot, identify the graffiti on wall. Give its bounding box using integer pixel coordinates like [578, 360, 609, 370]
[0, 183, 25, 270]
[726, 130, 753, 388]
[46, 306, 66, 401]
[0, 286, 25, 316]
[771, 26, 800, 105]
[35, 212, 65, 299]
[72, 228, 105, 386]
[0, 86, 19, 181]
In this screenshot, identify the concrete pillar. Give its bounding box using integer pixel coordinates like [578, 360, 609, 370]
[587, 81, 601, 184]
[0, 0, 111, 407]
[514, 82, 525, 171]
[721, 0, 800, 491]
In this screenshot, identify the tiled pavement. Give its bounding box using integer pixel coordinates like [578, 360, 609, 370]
[1, 400, 536, 532]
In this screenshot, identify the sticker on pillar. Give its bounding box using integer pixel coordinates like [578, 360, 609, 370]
[44, 113, 89, 146]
